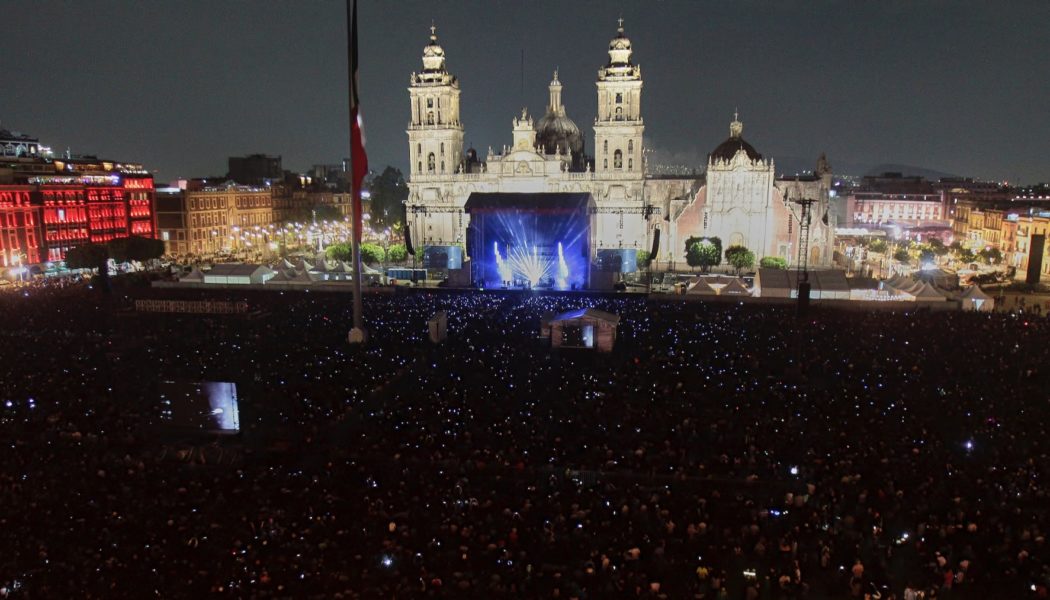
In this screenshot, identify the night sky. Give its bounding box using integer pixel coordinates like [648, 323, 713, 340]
[3, 0, 1047, 184]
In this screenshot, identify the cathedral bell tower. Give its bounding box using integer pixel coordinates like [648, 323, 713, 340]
[407, 25, 464, 179]
[594, 19, 644, 179]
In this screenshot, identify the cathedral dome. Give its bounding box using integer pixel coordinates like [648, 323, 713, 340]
[535, 70, 585, 170]
[421, 26, 446, 73]
[607, 20, 634, 67]
[709, 113, 763, 162]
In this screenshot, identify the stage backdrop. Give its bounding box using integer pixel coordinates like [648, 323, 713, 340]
[464, 193, 593, 289]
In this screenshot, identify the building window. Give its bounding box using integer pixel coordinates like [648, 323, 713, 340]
[628, 140, 633, 154]
[440, 142, 444, 156]
[441, 161, 445, 172]
[614, 150, 622, 169]
[427, 153, 436, 173]
[427, 111, 434, 125]
[603, 159, 608, 170]
[427, 98, 433, 108]
[615, 92, 622, 104]
[615, 106, 623, 120]
[628, 158, 633, 171]
[603, 140, 608, 154]
[417, 143, 421, 155]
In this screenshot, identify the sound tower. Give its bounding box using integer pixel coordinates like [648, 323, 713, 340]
[650, 228, 661, 262]
[404, 225, 415, 256]
[1026, 234, 1045, 284]
[797, 280, 811, 316]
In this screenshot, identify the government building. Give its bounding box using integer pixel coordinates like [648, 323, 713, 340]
[404, 21, 836, 275]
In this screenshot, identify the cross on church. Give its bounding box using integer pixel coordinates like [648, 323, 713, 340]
[617, 17, 624, 29]
[430, 23, 436, 36]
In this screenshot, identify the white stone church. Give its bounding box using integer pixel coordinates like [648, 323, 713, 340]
[404, 22, 835, 270]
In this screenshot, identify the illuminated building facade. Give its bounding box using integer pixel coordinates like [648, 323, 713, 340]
[0, 144, 156, 266]
[405, 22, 835, 272]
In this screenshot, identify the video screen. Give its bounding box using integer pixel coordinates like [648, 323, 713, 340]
[156, 381, 240, 434]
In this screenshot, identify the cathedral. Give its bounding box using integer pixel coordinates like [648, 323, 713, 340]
[404, 21, 835, 273]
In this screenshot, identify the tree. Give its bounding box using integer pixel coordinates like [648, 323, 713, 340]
[325, 242, 352, 262]
[957, 247, 976, 264]
[928, 238, 949, 256]
[686, 239, 720, 272]
[760, 256, 788, 269]
[367, 166, 408, 229]
[978, 247, 1003, 265]
[893, 248, 911, 264]
[387, 244, 408, 263]
[635, 249, 651, 270]
[64, 243, 109, 270]
[360, 243, 385, 264]
[108, 236, 165, 264]
[868, 239, 888, 254]
[724, 245, 755, 273]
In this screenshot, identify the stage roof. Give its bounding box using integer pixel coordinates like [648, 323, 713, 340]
[464, 192, 594, 214]
[552, 308, 620, 324]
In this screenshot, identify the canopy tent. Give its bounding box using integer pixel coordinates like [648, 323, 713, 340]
[549, 308, 620, 352]
[959, 285, 995, 312]
[686, 278, 717, 295]
[910, 281, 947, 302]
[753, 268, 849, 299]
[915, 267, 959, 290]
[203, 264, 274, 285]
[718, 278, 751, 296]
[281, 258, 297, 270]
[288, 270, 316, 284]
[267, 269, 295, 283]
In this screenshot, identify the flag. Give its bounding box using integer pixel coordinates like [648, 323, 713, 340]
[348, 0, 368, 242]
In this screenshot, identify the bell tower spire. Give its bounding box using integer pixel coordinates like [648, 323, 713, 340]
[594, 19, 644, 178]
[407, 24, 464, 178]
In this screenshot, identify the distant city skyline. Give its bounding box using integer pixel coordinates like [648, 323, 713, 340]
[2, 0, 1048, 184]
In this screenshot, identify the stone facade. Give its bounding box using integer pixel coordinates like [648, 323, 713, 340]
[405, 22, 834, 270]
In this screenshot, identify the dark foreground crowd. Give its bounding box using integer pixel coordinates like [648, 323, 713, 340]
[0, 284, 1048, 599]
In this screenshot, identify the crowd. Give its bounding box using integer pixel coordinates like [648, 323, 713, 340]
[0, 283, 1048, 599]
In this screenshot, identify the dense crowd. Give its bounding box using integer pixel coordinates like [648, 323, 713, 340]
[0, 283, 1048, 599]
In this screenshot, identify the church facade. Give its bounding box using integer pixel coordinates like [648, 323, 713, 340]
[404, 22, 834, 271]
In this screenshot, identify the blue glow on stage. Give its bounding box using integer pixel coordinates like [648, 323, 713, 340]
[466, 192, 593, 290]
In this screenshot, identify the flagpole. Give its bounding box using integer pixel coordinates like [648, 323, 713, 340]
[347, 0, 366, 343]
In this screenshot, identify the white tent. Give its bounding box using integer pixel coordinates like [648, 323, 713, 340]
[686, 278, 717, 295]
[268, 269, 295, 283]
[959, 285, 995, 312]
[203, 264, 274, 285]
[910, 281, 947, 302]
[288, 269, 316, 284]
[718, 278, 751, 296]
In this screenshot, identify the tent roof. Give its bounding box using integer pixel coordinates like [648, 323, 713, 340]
[181, 268, 204, 282]
[207, 263, 272, 277]
[552, 308, 620, 324]
[719, 278, 751, 295]
[911, 281, 946, 299]
[687, 278, 717, 294]
[961, 285, 992, 300]
[268, 269, 294, 282]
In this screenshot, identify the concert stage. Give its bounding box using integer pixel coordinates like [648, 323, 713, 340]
[464, 192, 593, 290]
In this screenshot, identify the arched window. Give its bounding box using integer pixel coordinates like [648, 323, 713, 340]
[614, 149, 623, 169]
[615, 106, 623, 120]
[628, 140, 633, 153]
[427, 98, 434, 108]
[628, 158, 633, 171]
[603, 140, 608, 154]
[417, 143, 421, 155]
[440, 142, 445, 156]
[427, 111, 434, 125]
[603, 159, 608, 170]
[440, 161, 445, 172]
[418, 161, 422, 172]
[427, 153, 436, 173]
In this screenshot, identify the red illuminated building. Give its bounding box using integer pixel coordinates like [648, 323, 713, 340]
[1, 141, 156, 266]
